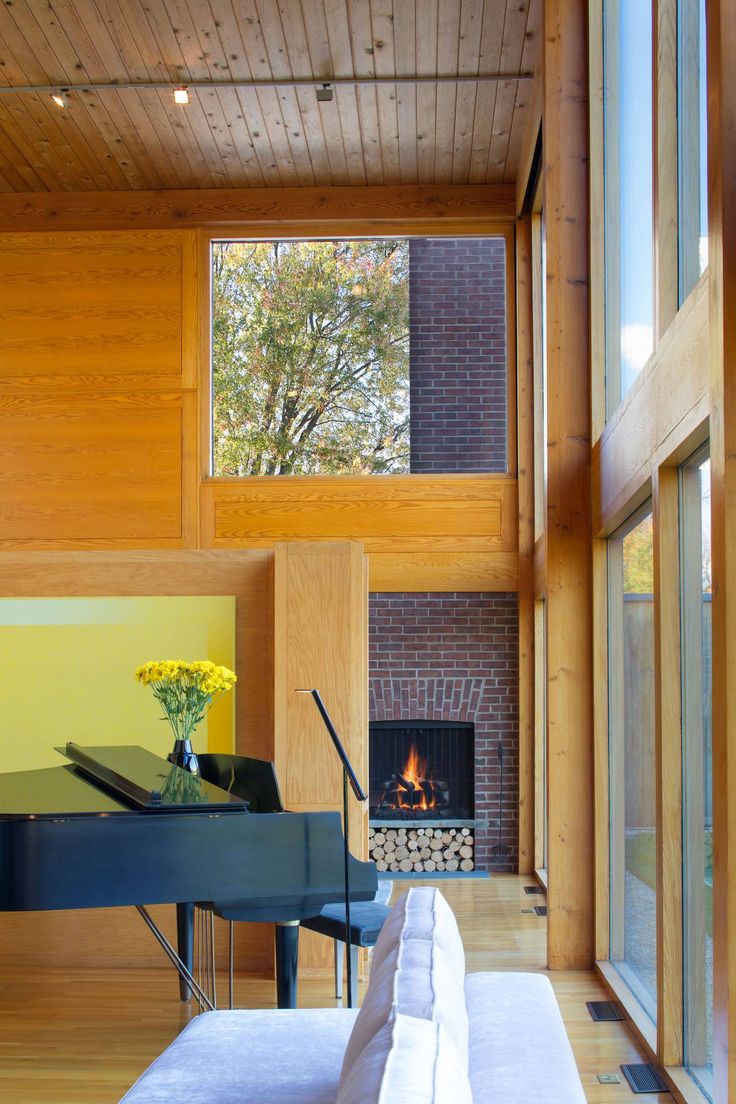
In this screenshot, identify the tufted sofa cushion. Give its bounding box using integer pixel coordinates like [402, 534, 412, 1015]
[370, 886, 465, 981]
[336, 1014, 472, 1104]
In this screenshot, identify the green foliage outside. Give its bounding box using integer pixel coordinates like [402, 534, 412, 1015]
[212, 239, 410, 476]
[623, 515, 654, 594]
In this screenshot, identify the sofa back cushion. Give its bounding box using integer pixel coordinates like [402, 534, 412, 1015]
[336, 1014, 472, 1104]
[340, 931, 469, 1080]
[370, 887, 465, 982]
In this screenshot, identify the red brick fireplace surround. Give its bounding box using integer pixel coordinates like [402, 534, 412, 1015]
[369, 592, 519, 872]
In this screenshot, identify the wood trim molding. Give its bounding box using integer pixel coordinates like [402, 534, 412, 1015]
[516, 216, 535, 873]
[515, 74, 543, 215]
[0, 184, 517, 233]
[596, 960, 659, 1056]
[706, 0, 736, 1096]
[588, 0, 606, 442]
[592, 537, 610, 961]
[653, 466, 684, 1066]
[654, 0, 680, 340]
[592, 273, 710, 536]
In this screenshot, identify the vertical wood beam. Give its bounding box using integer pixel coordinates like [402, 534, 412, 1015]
[706, 0, 736, 1096]
[654, 0, 680, 339]
[516, 216, 536, 874]
[543, 0, 595, 969]
[653, 466, 683, 1065]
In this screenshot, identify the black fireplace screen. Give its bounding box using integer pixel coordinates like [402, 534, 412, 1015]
[369, 720, 474, 820]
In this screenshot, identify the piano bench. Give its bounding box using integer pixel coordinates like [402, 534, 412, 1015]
[301, 901, 392, 1005]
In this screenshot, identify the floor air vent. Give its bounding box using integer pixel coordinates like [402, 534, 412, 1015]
[620, 1064, 669, 1094]
[586, 1000, 625, 1022]
[523, 885, 544, 894]
[533, 905, 547, 916]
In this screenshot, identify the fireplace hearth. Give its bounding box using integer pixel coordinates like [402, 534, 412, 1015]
[369, 720, 474, 822]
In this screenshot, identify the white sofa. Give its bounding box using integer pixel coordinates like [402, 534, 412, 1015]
[120, 888, 587, 1104]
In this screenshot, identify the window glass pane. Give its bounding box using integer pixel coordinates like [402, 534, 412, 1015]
[609, 507, 657, 1019]
[211, 237, 508, 477]
[681, 451, 713, 1100]
[678, 0, 709, 301]
[604, 0, 655, 411]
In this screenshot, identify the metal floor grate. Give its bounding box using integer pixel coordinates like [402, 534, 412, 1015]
[523, 885, 544, 894]
[533, 904, 547, 916]
[620, 1064, 669, 1094]
[586, 1000, 625, 1022]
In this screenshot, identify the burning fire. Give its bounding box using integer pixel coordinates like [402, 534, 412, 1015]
[397, 744, 436, 811]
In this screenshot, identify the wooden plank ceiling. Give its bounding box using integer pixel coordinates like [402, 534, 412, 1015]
[0, 0, 540, 192]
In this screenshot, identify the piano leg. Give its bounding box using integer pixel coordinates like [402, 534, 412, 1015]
[275, 921, 300, 1009]
[176, 902, 195, 1001]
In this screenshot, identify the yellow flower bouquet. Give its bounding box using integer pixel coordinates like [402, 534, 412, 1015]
[135, 660, 237, 749]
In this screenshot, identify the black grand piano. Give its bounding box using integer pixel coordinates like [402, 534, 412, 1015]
[0, 743, 377, 1008]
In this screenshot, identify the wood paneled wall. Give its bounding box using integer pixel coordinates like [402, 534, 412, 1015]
[202, 474, 518, 592]
[0, 230, 199, 551]
[0, 213, 518, 592]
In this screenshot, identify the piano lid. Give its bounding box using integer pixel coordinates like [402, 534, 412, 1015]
[54, 743, 249, 813]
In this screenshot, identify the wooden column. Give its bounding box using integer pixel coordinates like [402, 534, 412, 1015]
[516, 216, 536, 875]
[543, 0, 595, 969]
[706, 0, 736, 1096]
[273, 541, 369, 975]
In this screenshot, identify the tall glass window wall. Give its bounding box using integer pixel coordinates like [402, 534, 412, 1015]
[678, 0, 708, 302]
[604, 0, 655, 413]
[609, 506, 657, 1019]
[680, 448, 713, 1100]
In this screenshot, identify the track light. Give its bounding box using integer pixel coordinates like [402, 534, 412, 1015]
[315, 83, 333, 102]
[51, 89, 70, 108]
[173, 86, 189, 105]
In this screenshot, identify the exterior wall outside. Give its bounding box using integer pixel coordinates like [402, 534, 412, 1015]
[409, 237, 508, 473]
[369, 591, 519, 871]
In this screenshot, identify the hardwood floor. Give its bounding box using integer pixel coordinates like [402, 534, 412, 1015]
[0, 875, 660, 1103]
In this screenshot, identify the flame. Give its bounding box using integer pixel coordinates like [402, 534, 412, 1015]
[397, 743, 436, 812]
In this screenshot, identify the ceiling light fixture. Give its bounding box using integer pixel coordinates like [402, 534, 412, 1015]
[173, 86, 189, 105]
[315, 83, 333, 102]
[51, 89, 70, 108]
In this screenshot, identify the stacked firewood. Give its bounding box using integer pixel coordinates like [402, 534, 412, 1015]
[368, 825, 474, 873]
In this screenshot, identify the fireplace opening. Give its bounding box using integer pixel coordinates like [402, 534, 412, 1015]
[369, 720, 474, 821]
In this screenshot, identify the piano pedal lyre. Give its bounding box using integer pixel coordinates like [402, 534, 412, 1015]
[135, 906, 215, 1012]
[194, 904, 218, 1011]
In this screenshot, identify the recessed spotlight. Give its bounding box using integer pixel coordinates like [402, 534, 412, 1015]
[173, 86, 190, 105]
[51, 89, 70, 108]
[315, 83, 333, 102]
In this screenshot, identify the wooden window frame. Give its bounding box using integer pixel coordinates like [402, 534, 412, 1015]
[679, 444, 712, 1093]
[591, 6, 710, 1085]
[198, 222, 518, 484]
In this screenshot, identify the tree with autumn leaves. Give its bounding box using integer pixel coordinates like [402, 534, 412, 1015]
[212, 239, 410, 476]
